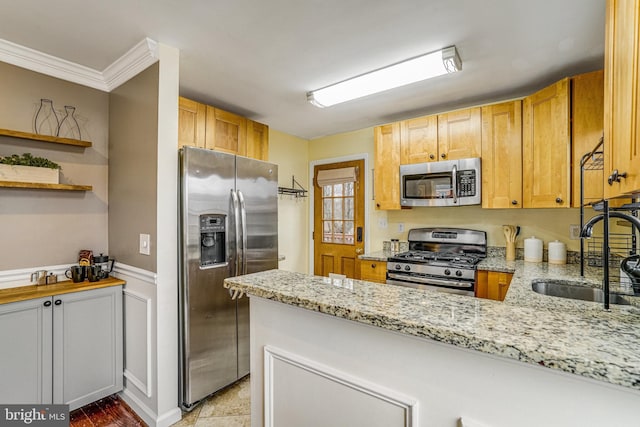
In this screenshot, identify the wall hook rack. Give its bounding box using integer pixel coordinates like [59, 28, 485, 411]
[278, 175, 307, 198]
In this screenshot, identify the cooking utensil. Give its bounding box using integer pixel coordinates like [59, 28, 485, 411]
[503, 225, 518, 261]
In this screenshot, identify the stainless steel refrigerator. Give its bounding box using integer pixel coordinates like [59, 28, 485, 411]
[178, 146, 278, 410]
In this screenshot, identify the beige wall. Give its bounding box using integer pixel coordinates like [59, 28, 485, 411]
[308, 126, 587, 254]
[269, 129, 310, 273]
[0, 61, 109, 270]
[108, 64, 159, 272]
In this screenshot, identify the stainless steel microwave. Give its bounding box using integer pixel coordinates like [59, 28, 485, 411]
[400, 158, 481, 207]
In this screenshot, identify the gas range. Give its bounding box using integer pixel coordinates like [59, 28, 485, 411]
[386, 228, 486, 296]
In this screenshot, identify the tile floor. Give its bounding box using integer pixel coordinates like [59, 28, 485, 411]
[171, 375, 250, 427]
[69, 375, 250, 427]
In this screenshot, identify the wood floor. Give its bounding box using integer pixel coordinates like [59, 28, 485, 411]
[69, 394, 146, 426]
[69, 376, 250, 427]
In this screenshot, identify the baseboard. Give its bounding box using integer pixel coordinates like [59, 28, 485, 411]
[119, 389, 182, 427]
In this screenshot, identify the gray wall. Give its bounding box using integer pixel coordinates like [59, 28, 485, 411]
[108, 63, 159, 273]
[0, 62, 109, 270]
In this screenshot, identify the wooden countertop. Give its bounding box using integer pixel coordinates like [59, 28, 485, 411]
[0, 277, 125, 305]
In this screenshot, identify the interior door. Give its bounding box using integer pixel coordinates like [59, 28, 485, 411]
[313, 160, 365, 278]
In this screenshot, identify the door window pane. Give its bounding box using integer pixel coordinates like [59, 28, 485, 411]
[319, 173, 356, 246]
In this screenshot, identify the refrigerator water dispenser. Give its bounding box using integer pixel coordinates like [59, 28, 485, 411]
[199, 214, 226, 266]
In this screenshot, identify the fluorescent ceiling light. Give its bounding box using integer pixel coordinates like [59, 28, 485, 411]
[307, 46, 462, 108]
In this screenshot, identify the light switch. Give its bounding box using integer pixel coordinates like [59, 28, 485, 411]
[139, 233, 151, 255]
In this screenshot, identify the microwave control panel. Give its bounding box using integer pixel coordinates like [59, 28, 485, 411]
[457, 170, 477, 197]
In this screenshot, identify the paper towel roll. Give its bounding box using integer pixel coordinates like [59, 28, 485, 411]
[524, 236, 543, 262]
[548, 240, 567, 264]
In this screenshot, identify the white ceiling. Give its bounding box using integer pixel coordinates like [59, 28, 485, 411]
[0, 0, 605, 140]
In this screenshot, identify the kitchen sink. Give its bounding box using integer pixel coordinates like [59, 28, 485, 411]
[531, 280, 631, 305]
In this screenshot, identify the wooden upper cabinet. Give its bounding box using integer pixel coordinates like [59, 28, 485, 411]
[205, 106, 247, 156]
[400, 115, 438, 164]
[571, 70, 605, 206]
[604, 0, 640, 198]
[437, 107, 482, 161]
[481, 101, 523, 208]
[246, 119, 269, 161]
[374, 123, 401, 210]
[522, 78, 571, 208]
[178, 98, 268, 160]
[178, 97, 206, 148]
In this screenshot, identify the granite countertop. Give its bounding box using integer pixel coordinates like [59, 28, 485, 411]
[224, 260, 640, 393]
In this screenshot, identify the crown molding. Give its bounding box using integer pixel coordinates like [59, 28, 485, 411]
[103, 38, 159, 91]
[0, 37, 159, 92]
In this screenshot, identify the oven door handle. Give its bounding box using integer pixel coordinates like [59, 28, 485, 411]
[387, 273, 473, 289]
[451, 164, 458, 204]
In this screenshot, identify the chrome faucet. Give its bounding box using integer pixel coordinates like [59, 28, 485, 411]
[580, 211, 640, 238]
[580, 210, 640, 309]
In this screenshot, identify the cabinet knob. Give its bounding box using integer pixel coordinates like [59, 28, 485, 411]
[54, 299, 62, 306]
[555, 197, 563, 204]
[429, 154, 435, 160]
[440, 153, 446, 159]
[43, 300, 52, 307]
[371, 263, 376, 269]
[376, 203, 380, 208]
[355, 248, 363, 254]
[607, 169, 627, 185]
[511, 200, 518, 205]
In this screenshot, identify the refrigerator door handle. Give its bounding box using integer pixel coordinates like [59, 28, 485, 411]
[238, 190, 248, 275]
[231, 189, 241, 277]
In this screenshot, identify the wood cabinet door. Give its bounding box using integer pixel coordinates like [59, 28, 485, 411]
[523, 78, 570, 208]
[604, 0, 640, 198]
[246, 119, 269, 161]
[437, 107, 482, 161]
[481, 101, 523, 208]
[178, 97, 206, 148]
[400, 115, 438, 164]
[374, 123, 401, 210]
[572, 70, 605, 206]
[205, 106, 247, 156]
[53, 286, 123, 410]
[360, 260, 387, 283]
[476, 271, 513, 301]
[0, 297, 53, 405]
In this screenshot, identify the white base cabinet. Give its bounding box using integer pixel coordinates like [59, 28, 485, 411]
[0, 286, 123, 410]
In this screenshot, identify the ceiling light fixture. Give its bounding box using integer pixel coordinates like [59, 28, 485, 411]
[307, 46, 462, 108]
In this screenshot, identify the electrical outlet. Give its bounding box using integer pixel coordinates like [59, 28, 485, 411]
[139, 233, 151, 255]
[398, 223, 405, 232]
[569, 224, 581, 240]
[378, 218, 388, 228]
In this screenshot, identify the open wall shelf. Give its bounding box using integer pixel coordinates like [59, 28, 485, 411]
[0, 181, 92, 191]
[0, 128, 92, 148]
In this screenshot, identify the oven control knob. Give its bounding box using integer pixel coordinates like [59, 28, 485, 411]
[444, 269, 451, 275]
[404, 265, 411, 271]
[455, 270, 463, 277]
[395, 264, 402, 270]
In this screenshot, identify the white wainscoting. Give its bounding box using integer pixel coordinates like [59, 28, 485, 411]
[263, 346, 417, 427]
[112, 263, 161, 426]
[123, 288, 152, 398]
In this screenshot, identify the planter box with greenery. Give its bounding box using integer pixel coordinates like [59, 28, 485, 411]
[0, 153, 61, 184]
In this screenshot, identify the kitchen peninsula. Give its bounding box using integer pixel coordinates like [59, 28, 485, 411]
[224, 265, 640, 427]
